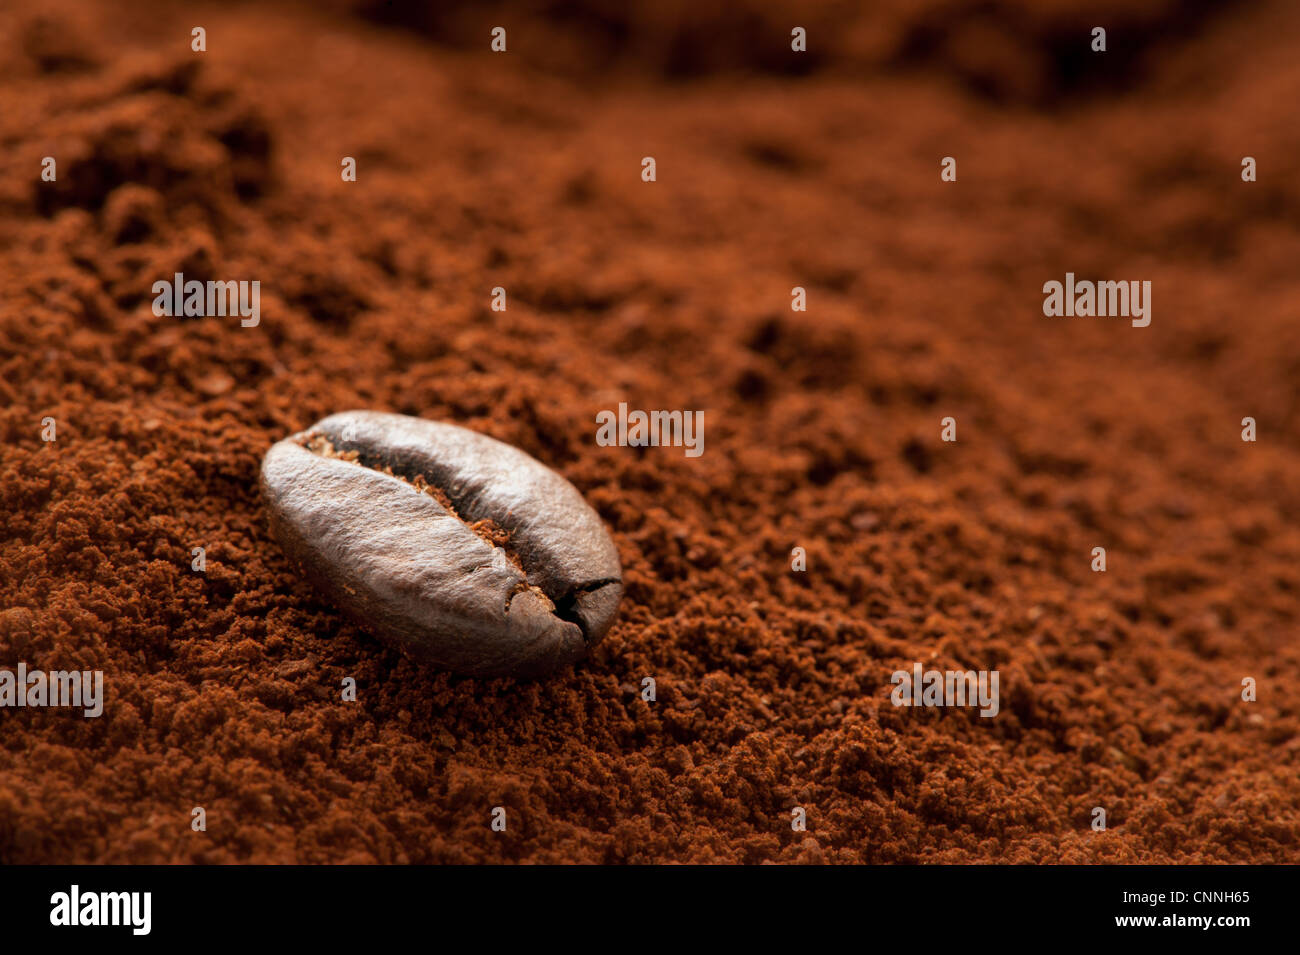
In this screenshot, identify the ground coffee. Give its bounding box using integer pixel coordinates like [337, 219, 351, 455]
[1, 0, 1297, 864]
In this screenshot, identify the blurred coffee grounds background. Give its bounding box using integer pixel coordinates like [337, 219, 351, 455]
[0, 0, 1297, 862]
[332, 0, 1241, 102]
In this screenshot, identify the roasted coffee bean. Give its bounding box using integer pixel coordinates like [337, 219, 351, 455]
[260, 411, 622, 678]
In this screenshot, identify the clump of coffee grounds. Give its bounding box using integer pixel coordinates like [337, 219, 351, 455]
[1, 0, 1298, 863]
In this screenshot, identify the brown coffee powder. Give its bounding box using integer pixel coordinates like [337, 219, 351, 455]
[0, 0, 1296, 863]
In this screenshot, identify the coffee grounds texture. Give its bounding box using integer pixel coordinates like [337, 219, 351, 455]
[0, 0, 1297, 863]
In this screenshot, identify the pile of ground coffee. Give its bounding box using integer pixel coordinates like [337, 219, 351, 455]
[0, 0, 1296, 862]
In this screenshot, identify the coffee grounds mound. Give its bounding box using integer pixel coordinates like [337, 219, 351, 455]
[1, 0, 1297, 863]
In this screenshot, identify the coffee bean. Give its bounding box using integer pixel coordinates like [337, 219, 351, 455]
[261, 411, 622, 678]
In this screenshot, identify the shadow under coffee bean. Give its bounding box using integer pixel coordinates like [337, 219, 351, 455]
[261, 411, 623, 678]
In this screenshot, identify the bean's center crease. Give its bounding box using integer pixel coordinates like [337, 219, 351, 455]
[298, 432, 546, 605]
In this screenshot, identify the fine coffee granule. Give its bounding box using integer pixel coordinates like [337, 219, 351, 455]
[1, 0, 1298, 862]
